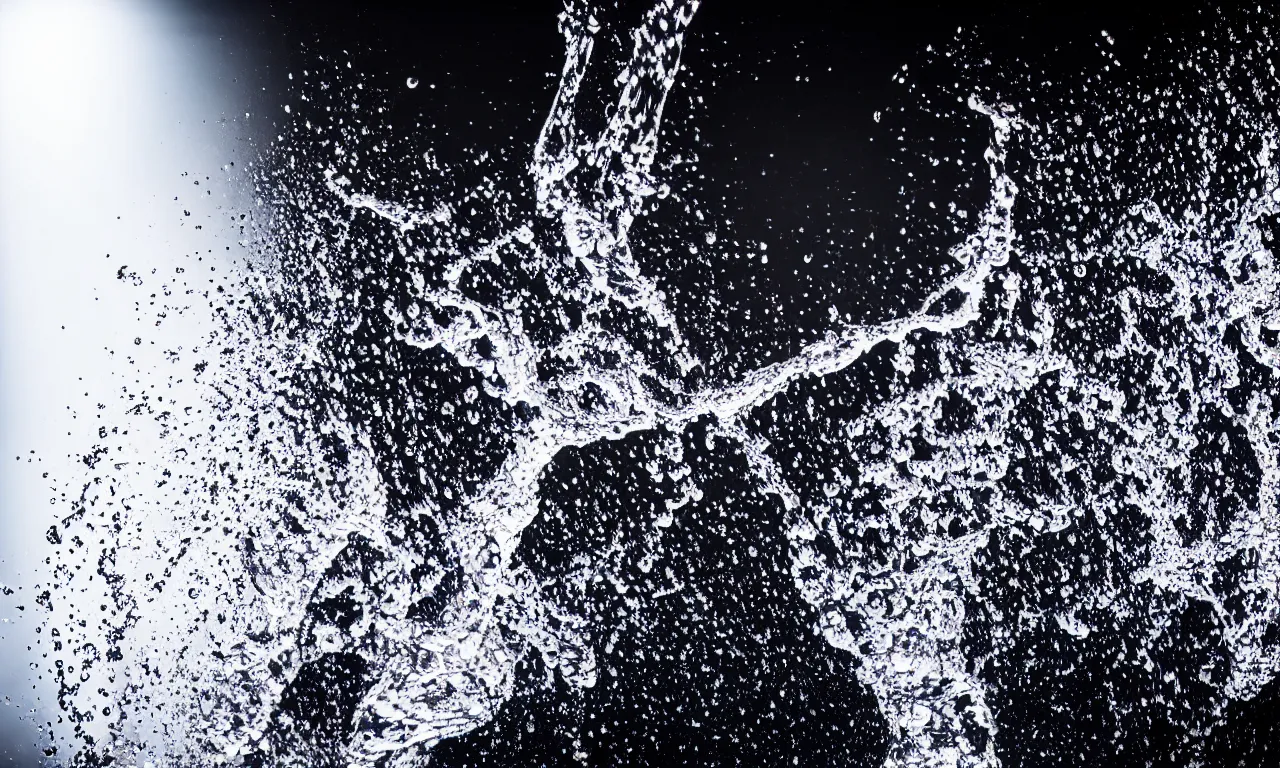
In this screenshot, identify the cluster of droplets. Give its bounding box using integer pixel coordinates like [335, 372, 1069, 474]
[261, 12, 1028, 764]
[773, 29, 1280, 766]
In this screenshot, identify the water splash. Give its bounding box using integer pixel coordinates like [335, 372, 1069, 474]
[39, 4, 1280, 768]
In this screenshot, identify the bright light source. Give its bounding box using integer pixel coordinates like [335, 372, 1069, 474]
[0, 0, 149, 157]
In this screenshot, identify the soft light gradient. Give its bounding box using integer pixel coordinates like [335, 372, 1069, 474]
[0, 0, 261, 758]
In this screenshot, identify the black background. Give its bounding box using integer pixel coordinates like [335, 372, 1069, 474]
[225, 2, 1279, 766]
